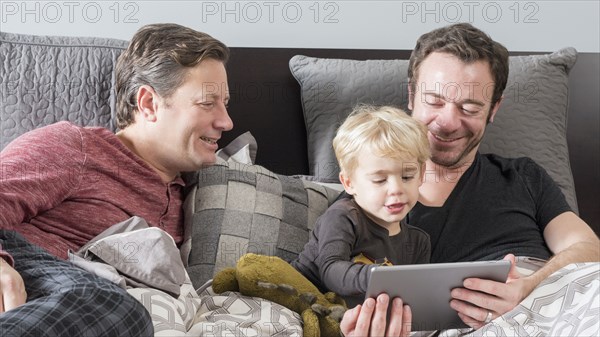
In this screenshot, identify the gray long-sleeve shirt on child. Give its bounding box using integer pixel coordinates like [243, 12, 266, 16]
[292, 197, 431, 297]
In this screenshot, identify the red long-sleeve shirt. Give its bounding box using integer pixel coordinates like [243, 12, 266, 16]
[0, 122, 184, 262]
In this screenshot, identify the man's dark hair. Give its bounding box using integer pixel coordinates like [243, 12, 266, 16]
[408, 23, 509, 109]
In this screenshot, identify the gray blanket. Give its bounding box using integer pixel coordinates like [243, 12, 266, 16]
[69, 216, 186, 297]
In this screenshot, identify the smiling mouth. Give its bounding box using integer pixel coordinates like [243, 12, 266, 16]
[200, 136, 218, 145]
[432, 133, 461, 143]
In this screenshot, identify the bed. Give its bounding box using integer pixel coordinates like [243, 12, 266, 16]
[1, 30, 598, 336]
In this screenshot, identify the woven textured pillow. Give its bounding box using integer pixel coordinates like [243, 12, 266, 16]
[184, 158, 341, 288]
[289, 48, 579, 212]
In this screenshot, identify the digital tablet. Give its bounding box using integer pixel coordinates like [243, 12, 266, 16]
[365, 260, 511, 331]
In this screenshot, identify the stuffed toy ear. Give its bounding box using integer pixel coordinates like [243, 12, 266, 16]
[212, 267, 239, 293]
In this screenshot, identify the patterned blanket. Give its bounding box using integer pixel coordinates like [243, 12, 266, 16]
[127, 278, 303, 336]
[126, 262, 598, 336]
[465, 262, 599, 337]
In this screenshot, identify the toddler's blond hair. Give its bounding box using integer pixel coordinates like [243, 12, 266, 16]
[333, 105, 430, 175]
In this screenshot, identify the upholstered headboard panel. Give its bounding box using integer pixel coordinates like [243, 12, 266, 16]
[223, 47, 599, 233]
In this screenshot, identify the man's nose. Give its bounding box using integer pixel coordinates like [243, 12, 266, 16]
[216, 105, 234, 131]
[435, 104, 461, 131]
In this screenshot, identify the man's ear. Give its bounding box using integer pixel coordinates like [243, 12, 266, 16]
[488, 95, 503, 124]
[136, 85, 159, 122]
[339, 171, 355, 195]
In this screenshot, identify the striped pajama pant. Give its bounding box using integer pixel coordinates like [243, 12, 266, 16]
[0, 230, 153, 337]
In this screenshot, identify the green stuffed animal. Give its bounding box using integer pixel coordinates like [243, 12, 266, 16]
[212, 253, 347, 337]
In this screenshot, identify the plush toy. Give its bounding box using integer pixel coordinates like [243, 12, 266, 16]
[212, 253, 347, 337]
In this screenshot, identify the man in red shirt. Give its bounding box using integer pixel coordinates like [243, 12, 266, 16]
[0, 23, 232, 336]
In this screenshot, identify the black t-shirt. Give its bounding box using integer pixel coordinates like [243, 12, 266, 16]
[408, 153, 572, 263]
[292, 198, 431, 296]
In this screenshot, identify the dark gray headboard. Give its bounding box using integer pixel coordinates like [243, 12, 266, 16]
[222, 47, 599, 233]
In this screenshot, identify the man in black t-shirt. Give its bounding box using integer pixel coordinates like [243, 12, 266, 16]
[340, 23, 599, 337]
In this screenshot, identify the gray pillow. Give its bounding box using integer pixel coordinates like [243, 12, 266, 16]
[289, 48, 578, 212]
[481, 49, 577, 212]
[216, 131, 258, 165]
[184, 158, 341, 288]
[0, 32, 127, 150]
[290, 57, 411, 183]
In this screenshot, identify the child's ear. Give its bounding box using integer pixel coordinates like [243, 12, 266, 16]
[339, 171, 355, 195]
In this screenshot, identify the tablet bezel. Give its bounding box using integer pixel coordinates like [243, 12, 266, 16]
[365, 260, 511, 331]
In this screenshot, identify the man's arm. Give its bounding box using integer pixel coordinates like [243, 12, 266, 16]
[0, 123, 86, 312]
[450, 211, 599, 329]
[0, 122, 85, 230]
[530, 211, 599, 283]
